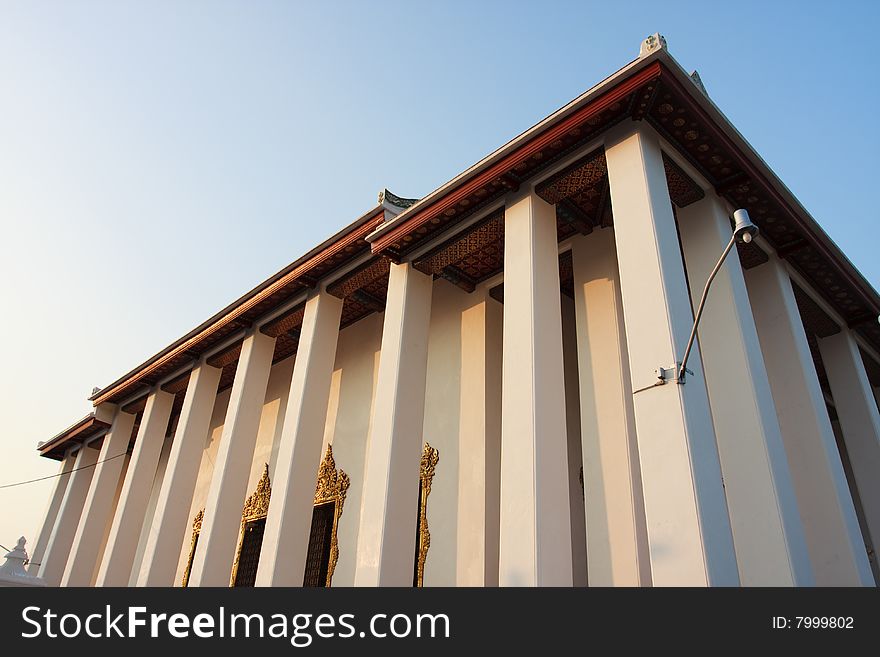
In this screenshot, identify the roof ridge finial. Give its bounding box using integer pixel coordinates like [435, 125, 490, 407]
[689, 70, 708, 95]
[639, 33, 667, 58]
[379, 188, 420, 223]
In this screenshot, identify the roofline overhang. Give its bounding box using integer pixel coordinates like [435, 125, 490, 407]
[367, 48, 880, 316]
[38, 414, 111, 460]
[88, 205, 385, 406]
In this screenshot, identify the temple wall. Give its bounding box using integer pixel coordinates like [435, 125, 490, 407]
[321, 312, 383, 587]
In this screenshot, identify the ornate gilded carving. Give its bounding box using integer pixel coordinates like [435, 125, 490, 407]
[314, 444, 350, 587]
[229, 464, 272, 586]
[242, 464, 272, 522]
[415, 442, 439, 588]
[180, 509, 203, 587]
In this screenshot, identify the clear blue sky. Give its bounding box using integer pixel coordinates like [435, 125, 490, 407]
[1, 1, 877, 550]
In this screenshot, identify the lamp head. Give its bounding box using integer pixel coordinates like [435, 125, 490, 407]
[733, 209, 758, 244]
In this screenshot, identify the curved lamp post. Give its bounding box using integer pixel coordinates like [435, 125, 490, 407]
[672, 208, 758, 384]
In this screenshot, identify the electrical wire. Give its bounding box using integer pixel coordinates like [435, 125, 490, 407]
[0, 452, 127, 490]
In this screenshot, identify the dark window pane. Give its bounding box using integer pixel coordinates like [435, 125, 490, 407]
[303, 502, 335, 587]
[232, 518, 266, 588]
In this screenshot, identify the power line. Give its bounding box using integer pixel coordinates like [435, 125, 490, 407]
[0, 452, 127, 490]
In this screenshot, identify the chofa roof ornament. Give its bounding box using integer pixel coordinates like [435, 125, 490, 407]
[639, 33, 667, 58]
[379, 188, 420, 223]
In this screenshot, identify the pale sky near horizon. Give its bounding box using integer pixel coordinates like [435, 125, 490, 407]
[1, 1, 878, 555]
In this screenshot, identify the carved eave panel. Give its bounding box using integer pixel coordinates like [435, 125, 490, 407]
[326, 256, 392, 329]
[413, 209, 505, 292]
[536, 148, 610, 237]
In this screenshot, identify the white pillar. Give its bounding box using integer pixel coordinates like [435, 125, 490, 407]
[38, 444, 99, 586]
[605, 125, 738, 586]
[818, 330, 880, 559]
[257, 291, 343, 586]
[28, 450, 77, 575]
[188, 330, 276, 586]
[354, 262, 433, 586]
[61, 409, 136, 586]
[677, 195, 812, 586]
[744, 257, 873, 585]
[456, 291, 502, 586]
[499, 189, 573, 586]
[137, 363, 221, 586]
[95, 389, 174, 586]
[571, 230, 649, 587]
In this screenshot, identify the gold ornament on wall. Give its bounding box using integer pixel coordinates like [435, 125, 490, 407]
[415, 442, 439, 587]
[180, 508, 203, 587]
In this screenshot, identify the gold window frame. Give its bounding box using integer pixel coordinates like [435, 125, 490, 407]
[181, 448, 351, 588]
[415, 442, 439, 587]
[229, 463, 272, 586]
[312, 444, 350, 587]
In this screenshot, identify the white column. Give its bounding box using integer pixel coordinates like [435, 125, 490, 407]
[571, 229, 649, 587]
[137, 363, 222, 586]
[499, 189, 573, 586]
[257, 291, 343, 586]
[818, 330, 880, 559]
[61, 409, 136, 586]
[95, 389, 174, 586]
[354, 262, 433, 586]
[456, 291, 502, 586]
[677, 195, 812, 586]
[605, 125, 738, 586]
[28, 450, 77, 575]
[38, 444, 99, 586]
[188, 330, 276, 586]
[744, 257, 873, 585]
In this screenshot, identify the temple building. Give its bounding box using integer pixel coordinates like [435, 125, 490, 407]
[29, 35, 880, 587]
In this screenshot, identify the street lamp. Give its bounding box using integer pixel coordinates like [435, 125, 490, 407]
[674, 209, 758, 383]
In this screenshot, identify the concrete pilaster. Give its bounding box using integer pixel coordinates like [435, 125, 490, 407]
[354, 262, 433, 586]
[605, 125, 738, 586]
[257, 291, 343, 586]
[188, 331, 276, 587]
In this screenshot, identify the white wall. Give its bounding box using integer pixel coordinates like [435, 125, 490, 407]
[422, 279, 469, 586]
[322, 312, 383, 586]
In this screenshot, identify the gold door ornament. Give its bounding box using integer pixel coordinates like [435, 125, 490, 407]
[313, 444, 350, 587]
[229, 464, 272, 586]
[180, 509, 204, 587]
[415, 442, 439, 587]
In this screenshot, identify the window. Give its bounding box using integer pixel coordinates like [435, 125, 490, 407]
[230, 464, 272, 587]
[304, 445, 350, 587]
